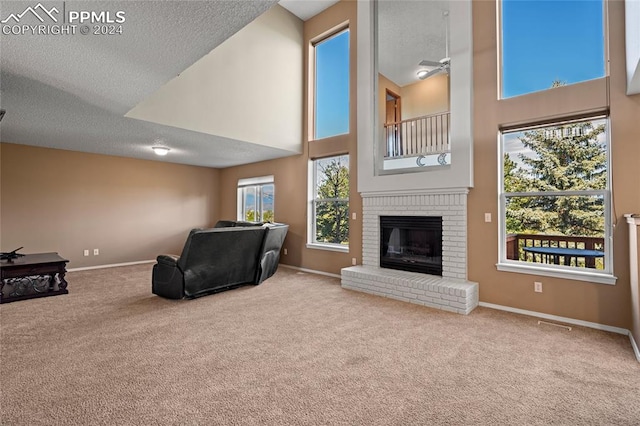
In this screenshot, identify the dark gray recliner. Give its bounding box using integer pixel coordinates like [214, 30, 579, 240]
[152, 222, 288, 299]
[256, 223, 289, 284]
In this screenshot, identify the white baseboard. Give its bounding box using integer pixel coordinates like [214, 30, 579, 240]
[478, 302, 629, 335]
[480, 302, 640, 363]
[68, 260, 155, 272]
[280, 264, 342, 279]
[630, 332, 640, 362]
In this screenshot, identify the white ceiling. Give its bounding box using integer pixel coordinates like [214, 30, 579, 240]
[377, 0, 449, 87]
[125, 5, 304, 155]
[0, 0, 291, 168]
[0, 0, 446, 168]
[279, 0, 340, 21]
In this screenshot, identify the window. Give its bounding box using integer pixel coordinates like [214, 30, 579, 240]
[313, 28, 350, 140]
[500, 0, 605, 98]
[498, 117, 614, 284]
[237, 176, 274, 222]
[309, 155, 349, 250]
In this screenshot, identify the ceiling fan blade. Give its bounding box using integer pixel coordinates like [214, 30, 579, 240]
[418, 67, 443, 80]
[419, 59, 441, 67]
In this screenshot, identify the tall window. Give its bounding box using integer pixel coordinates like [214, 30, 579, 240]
[313, 28, 350, 140]
[237, 176, 274, 223]
[499, 116, 613, 282]
[500, 0, 605, 98]
[310, 155, 349, 249]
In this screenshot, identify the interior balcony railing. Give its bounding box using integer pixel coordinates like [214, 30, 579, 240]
[384, 112, 451, 159]
[506, 233, 605, 269]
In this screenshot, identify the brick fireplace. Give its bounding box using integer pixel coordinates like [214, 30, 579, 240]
[349, 0, 477, 314]
[341, 189, 479, 315]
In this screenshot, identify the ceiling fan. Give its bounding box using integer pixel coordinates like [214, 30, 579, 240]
[417, 11, 450, 80]
[417, 58, 450, 80]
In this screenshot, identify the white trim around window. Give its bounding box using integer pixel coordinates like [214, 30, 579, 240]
[237, 175, 275, 222]
[496, 116, 616, 285]
[307, 155, 350, 251]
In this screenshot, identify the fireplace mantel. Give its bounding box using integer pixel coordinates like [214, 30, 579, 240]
[360, 187, 470, 198]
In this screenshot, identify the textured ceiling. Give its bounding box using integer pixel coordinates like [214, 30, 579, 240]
[0, 0, 288, 168]
[0, 0, 448, 168]
[279, 0, 339, 21]
[378, 0, 449, 87]
[125, 5, 304, 156]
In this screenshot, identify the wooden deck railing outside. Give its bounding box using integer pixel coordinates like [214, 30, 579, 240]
[384, 112, 450, 159]
[506, 233, 605, 269]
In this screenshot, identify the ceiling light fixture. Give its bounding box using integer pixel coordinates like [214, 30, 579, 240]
[152, 146, 170, 156]
[416, 69, 430, 79]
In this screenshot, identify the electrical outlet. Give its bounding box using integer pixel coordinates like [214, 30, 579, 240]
[534, 281, 542, 293]
[83, 249, 89, 257]
[352, 212, 357, 220]
[283, 248, 288, 255]
[352, 257, 357, 266]
[484, 213, 492, 222]
[93, 249, 99, 256]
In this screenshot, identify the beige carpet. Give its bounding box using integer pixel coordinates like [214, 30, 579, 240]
[1, 264, 639, 425]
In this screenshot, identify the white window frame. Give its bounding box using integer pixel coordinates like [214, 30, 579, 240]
[237, 176, 274, 223]
[496, 116, 616, 285]
[311, 26, 350, 141]
[307, 156, 349, 252]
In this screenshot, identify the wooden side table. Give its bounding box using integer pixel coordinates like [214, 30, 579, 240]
[0, 253, 69, 304]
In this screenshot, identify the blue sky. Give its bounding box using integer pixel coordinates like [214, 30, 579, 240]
[243, 185, 274, 211]
[315, 30, 350, 140]
[502, 0, 605, 98]
[311, 2, 604, 134]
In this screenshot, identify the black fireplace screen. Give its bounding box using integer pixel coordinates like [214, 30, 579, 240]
[380, 216, 443, 275]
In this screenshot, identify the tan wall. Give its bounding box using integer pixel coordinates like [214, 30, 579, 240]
[378, 74, 402, 128]
[218, 156, 306, 270]
[377, 73, 402, 156]
[219, 0, 361, 276]
[400, 74, 449, 119]
[0, 143, 220, 269]
[378, 73, 449, 125]
[610, 1, 640, 341]
[470, 0, 640, 329]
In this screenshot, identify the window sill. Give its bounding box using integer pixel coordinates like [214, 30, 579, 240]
[306, 242, 349, 253]
[496, 262, 617, 285]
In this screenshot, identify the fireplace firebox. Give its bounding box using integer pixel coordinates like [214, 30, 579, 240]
[380, 216, 443, 275]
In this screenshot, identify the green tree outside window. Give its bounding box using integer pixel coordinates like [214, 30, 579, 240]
[313, 155, 349, 245]
[503, 119, 606, 237]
